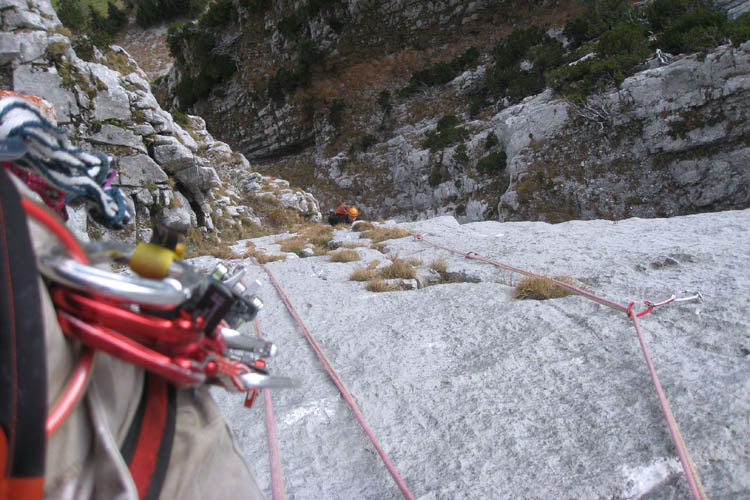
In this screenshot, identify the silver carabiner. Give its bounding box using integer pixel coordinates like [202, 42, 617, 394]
[38, 256, 190, 309]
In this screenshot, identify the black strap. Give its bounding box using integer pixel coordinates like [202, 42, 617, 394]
[0, 167, 46, 485]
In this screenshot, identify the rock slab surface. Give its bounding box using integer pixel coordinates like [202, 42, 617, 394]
[210, 210, 750, 499]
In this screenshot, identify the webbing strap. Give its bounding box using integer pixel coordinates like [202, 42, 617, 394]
[0, 167, 46, 500]
[120, 374, 176, 500]
[257, 261, 415, 500]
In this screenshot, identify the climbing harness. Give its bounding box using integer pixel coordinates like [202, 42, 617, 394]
[1, 91, 295, 499]
[412, 232, 708, 500]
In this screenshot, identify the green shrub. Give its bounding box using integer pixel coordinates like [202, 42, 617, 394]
[201, 0, 234, 28]
[88, 6, 113, 46]
[399, 47, 480, 96]
[454, 143, 469, 165]
[476, 151, 507, 175]
[137, 0, 208, 28]
[428, 167, 443, 187]
[729, 13, 750, 46]
[598, 22, 649, 57]
[239, 0, 272, 12]
[564, 15, 590, 49]
[72, 36, 95, 61]
[136, 0, 160, 27]
[171, 108, 189, 126]
[646, 0, 700, 32]
[485, 131, 499, 150]
[437, 114, 460, 131]
[657, 7, 728, 54]
[422, 125, 469, 151]
[351, 134, 377, 153]
[493, 26, 546, 67]
[189, 0, 209, 17]
[484, 26, 563, 104]
[265, 40, 323, 102]
[167, 22, 185, 58]
[106, 2, 128, 34]
[279, 12, 304, 38]
[377, 90, 392, 114]
[268, 63, 313, 102]
[328, 99, 346, 128]
[580, 0, 631, 40]
[57, 0, 87, 31]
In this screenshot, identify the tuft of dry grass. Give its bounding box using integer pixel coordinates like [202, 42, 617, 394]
[350, 267, 378, 281]
[278, 236, 306, 256]
[429, 258, 447, 275]
[183, 227, 235, 259]
[329, 249, 361, 262]
[379, 258, 417, 280]
[365, 279, 400, 292]
[237, 244, 286, 264]
[513, 275, 577, 300]
[349, 260, 380, 280]
[360, 227, 411, 243]
[254, 253, 285, 264]
[299, 224, 334, 247]
[352, 221, 375, 232]
[266, 206, 304, 230]
[277, 224, 333, 256]
[342, 242, 368, 249]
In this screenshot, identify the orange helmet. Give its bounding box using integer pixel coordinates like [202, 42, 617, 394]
[347, 207, 359, 219]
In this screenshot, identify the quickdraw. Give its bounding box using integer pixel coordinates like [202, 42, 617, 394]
[27, 201, 294, 432]
[43, 248, 294, 397]
[627, 292, 704, 318]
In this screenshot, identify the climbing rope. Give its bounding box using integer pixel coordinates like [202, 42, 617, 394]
[255, 261, 415, 500]
[251, 312, 286, 500]
[412, 232, 707, 500]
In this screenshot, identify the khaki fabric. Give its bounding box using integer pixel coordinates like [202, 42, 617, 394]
[12, 176, 265, 500]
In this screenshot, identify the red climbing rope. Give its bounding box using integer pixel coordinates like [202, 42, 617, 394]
[256, 262, 415, 500]
[252, 314, 286, 500]
[628, 312, 708, 500]
[412, 232, 707, 500]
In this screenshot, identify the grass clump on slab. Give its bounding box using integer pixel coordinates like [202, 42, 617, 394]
[349, 260, 380, 281]
[360, 226, 410, 243]
[365, 279, 400, 292]
[379, 258, 417, 280]
[513, 275, 577, 300]
[352, 221, 375, 232]
[329, 249, 361, 262]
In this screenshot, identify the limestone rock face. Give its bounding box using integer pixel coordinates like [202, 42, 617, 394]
[168, 0, 750, 224]
[1, 0, 321, 244]
[498, 42, 750, 222]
